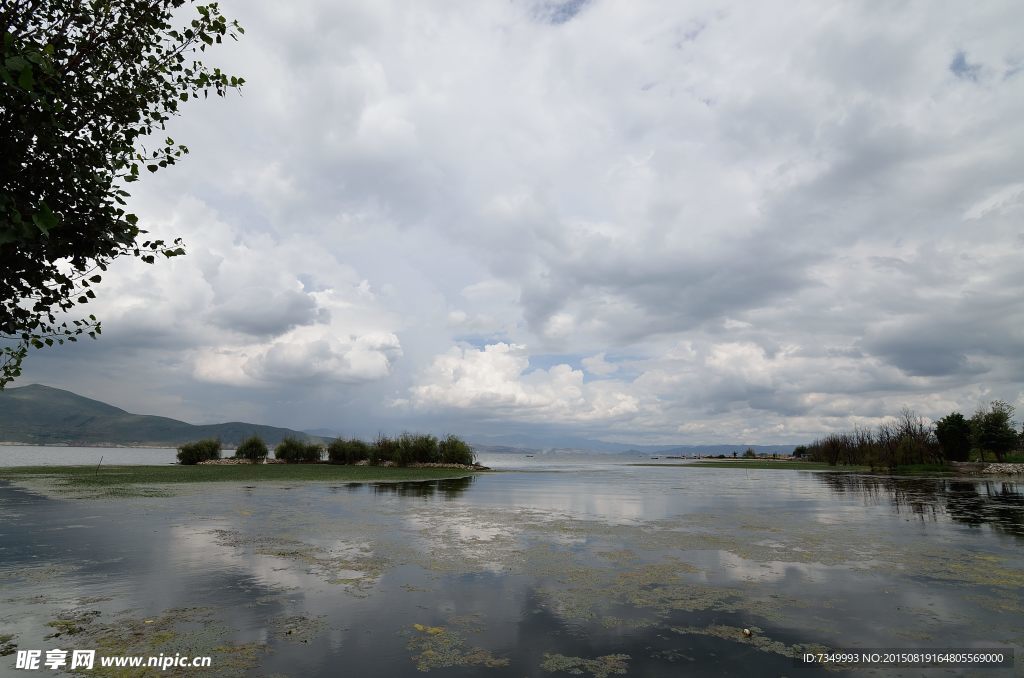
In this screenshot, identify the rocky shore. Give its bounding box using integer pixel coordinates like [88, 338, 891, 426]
[952, 462, 1024, 476]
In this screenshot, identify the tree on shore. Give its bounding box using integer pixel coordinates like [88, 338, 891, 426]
[935, 412, 971, 462]
[1, 0, 244, 387]
[970, 401, 1018, 463]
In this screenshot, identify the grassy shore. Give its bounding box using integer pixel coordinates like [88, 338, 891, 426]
[638, 460, 973, 475]
[634, 460, 871, 471]
[0, 464, 476, 490]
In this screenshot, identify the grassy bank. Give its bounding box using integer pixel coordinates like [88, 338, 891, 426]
[0, 464, 476, 491]
[635, 460, 871, 471]
[644, 460, 968, 475]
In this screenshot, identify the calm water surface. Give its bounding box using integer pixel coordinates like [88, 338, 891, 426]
[0, 452, 1021, 676]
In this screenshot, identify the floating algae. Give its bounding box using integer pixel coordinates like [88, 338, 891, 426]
[46, 609, 101, 637]
[670, 624, 830, 661]
[209, 528, 386, 594]
[271, 614, 327, 643]
[540, 652, 630, 678]
[1, 563, 82, 586]
[406, 622, 509, 671]
[54, 607, 266, 678]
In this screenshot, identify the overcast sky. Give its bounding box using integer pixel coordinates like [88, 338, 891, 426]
[17, 0, 1024, 446]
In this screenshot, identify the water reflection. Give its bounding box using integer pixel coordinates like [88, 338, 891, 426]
[815, 474, 1024, 537]
[370, 476, 475, 499]
[325, 476, 476, 499]
[4, 468, 1023, 677]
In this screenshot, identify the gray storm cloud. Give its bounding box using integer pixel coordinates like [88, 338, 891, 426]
[17, 0, 1024, 444]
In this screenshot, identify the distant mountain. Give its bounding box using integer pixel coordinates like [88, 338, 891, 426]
[304, 427, 343, 438]
[467, 432, 801, 454]
[0, 384, 319, 447]
[472, 442, 800, 456]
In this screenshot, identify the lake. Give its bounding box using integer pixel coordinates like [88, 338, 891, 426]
[0, 450, 1021, 676]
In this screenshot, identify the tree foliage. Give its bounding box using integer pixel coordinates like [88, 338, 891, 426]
[177, 437, 220, 464]
[274, 437, 323, 463]
[803, 407, 940, 470]
[327, 438, 370, 465]
[970, 400, 1017, 462]
[934, 412, 971, 462]
[1, 0, 243, 386]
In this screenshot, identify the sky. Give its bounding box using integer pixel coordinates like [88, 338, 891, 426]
[16, 0, 1024, 446]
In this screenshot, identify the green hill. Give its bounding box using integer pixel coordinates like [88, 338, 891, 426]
[0, 384, 318, 447]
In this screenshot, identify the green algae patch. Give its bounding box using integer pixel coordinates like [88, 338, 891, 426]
[210, 528, 386, 593]
[406, 623, 509, 671]
[72, 607, 266, 677]
[0, 633, 16, 656]
[46, 609, 101, 638]
[0, 606, 268, 677]
[540, 652, 630, 677]
[1, 563, 82, 586]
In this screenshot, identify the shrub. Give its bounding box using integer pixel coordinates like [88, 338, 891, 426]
[327, 438, 370, 465]
[177, 438, 222, 465]
[371, 435, 400, 465]
[275, 437, 323, 463]
[396, 433, 439, 466]
[438, 435, 474, 465]
[235, 435, 269, 463]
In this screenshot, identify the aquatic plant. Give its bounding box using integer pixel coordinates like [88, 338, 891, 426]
[235, 435, 268, 463]
[176, 438, 222, 465]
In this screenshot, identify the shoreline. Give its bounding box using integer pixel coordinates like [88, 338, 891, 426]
[636, 459, 1024, 476]
[0, 464, 481, 499]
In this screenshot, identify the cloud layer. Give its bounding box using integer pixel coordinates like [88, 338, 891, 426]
[18, 0, 1024, 444]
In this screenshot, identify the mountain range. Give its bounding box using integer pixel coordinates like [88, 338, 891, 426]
[0, 384, 316, 447]
[0, 383, 802, 454]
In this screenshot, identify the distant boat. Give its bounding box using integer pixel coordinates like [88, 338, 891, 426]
[525, 454, 534, 458]
[651, 456, 660, 459]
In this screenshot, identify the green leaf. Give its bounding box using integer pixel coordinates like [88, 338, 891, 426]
[31, 204, 59, 234]
[16, 61, 34, 90]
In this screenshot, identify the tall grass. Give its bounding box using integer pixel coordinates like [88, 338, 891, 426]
[177, 438, 222, 465]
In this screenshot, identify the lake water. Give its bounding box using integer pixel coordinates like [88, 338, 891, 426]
[0, 451, 1021, 676]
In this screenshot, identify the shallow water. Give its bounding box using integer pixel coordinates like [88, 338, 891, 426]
[0, 460, 1021, 676]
